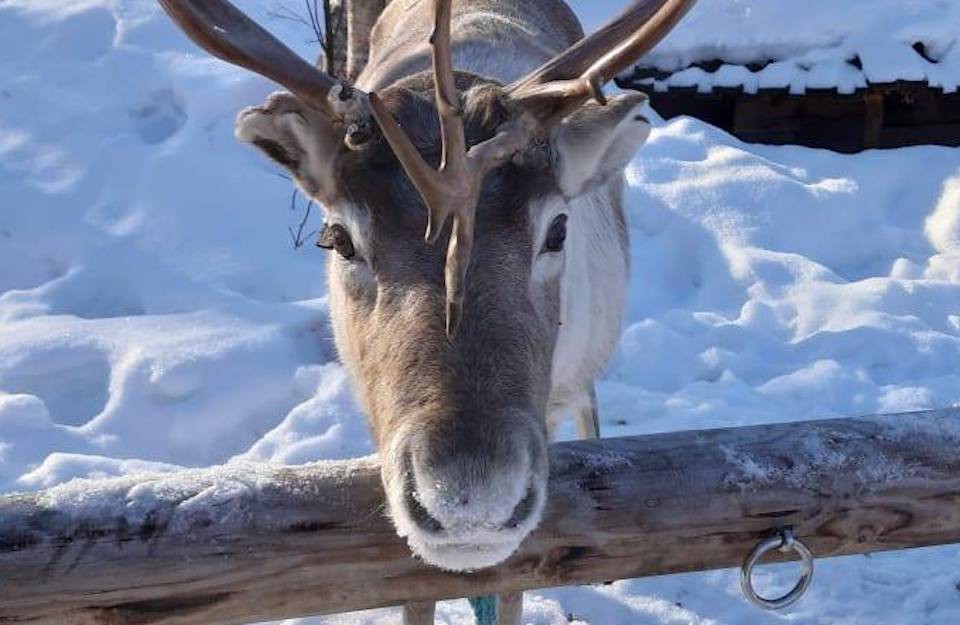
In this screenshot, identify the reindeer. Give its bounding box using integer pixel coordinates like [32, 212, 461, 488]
[158, 0, 695, 622]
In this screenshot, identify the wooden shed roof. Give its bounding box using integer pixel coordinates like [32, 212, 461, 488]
[623, 0, 960, 96]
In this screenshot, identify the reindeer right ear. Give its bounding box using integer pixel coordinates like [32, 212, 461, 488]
[550, 92, 651, 199]
[235, 91, 343, 202]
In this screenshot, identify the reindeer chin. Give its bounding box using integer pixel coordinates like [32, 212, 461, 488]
[399, 489, 546, 572]
[407, 534, 526, 572]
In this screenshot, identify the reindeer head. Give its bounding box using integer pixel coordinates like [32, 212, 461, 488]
[159, 0, 693, 570]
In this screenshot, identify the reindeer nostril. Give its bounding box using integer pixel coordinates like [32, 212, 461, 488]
[403, 452, 444, 533]
[503, 484, 537, 529]
[406, 487, 444, 533]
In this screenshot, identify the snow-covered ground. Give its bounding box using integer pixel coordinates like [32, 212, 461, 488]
[2, 1, 960, 624]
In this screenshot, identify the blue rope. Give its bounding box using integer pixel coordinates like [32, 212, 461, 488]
[468, 595, 497, 625]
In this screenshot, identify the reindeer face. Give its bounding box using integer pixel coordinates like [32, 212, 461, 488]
[324, 168, 558, 570]
[236, 81, 650, 569]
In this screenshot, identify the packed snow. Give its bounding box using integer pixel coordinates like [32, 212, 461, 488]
[1, 1, 960, 624]
[617, 0, 960, 94]
[22, 455, 375, 535]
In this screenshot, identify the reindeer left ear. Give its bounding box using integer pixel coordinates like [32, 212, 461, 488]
[550, 92, 651, 198]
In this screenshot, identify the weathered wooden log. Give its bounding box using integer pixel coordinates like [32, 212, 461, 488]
[1, 408, 959, 625]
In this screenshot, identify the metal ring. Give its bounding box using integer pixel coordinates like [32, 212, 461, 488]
[740, 529, 814, 610]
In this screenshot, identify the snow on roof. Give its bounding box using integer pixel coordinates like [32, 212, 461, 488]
[627, 0, 960, 95]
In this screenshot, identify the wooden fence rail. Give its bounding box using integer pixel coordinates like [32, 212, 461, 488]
[1, 408, 959, 625]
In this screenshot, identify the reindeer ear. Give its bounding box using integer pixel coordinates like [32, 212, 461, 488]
[235, 91, 343, 201]
[550, 92, 651, 198]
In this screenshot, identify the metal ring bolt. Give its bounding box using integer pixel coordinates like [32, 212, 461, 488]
[740, 529, 814, 610]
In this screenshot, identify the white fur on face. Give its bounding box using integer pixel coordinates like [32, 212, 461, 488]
[529, 188, 629, 435]
[548, 187, 629, 428]
[322, 202, 374, 261]
[529, 196, 569, 288]
[320, 202, 378, 305]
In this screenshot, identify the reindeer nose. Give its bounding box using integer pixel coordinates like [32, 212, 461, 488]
[390, 422, 548, 570]
[402, 444, 541, 537]
[403, 478, 539, 534]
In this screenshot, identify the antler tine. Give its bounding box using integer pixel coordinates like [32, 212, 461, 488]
[370, 0, 474, 241]
[157, 0, 366, 124]
[431, 0, 469, 181]
[508, 0, 696, 120]
[369, 0, 482, 338]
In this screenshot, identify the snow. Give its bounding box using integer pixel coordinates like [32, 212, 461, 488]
[605, 0, 960, 94]
[31, 456, 372, 520]
[1, 1, 960, 625]
[717, 419, 930, 492]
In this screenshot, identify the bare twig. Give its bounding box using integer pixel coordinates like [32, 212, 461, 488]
[287, 187, 318, 249]
[267, 0, 343, 60]
[267, 1, 321, 46]
[266, 0, 346, 75]
[303, 0, 324, 48]
[273, 172, 316, 249]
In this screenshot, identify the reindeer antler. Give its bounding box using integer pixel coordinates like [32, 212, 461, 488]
[509, 0, 696, 118]
[369, 0, 529, 338]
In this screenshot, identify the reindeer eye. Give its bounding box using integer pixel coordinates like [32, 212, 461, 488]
[317, 223, 356, 260]
[543, 214, 568, 253]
